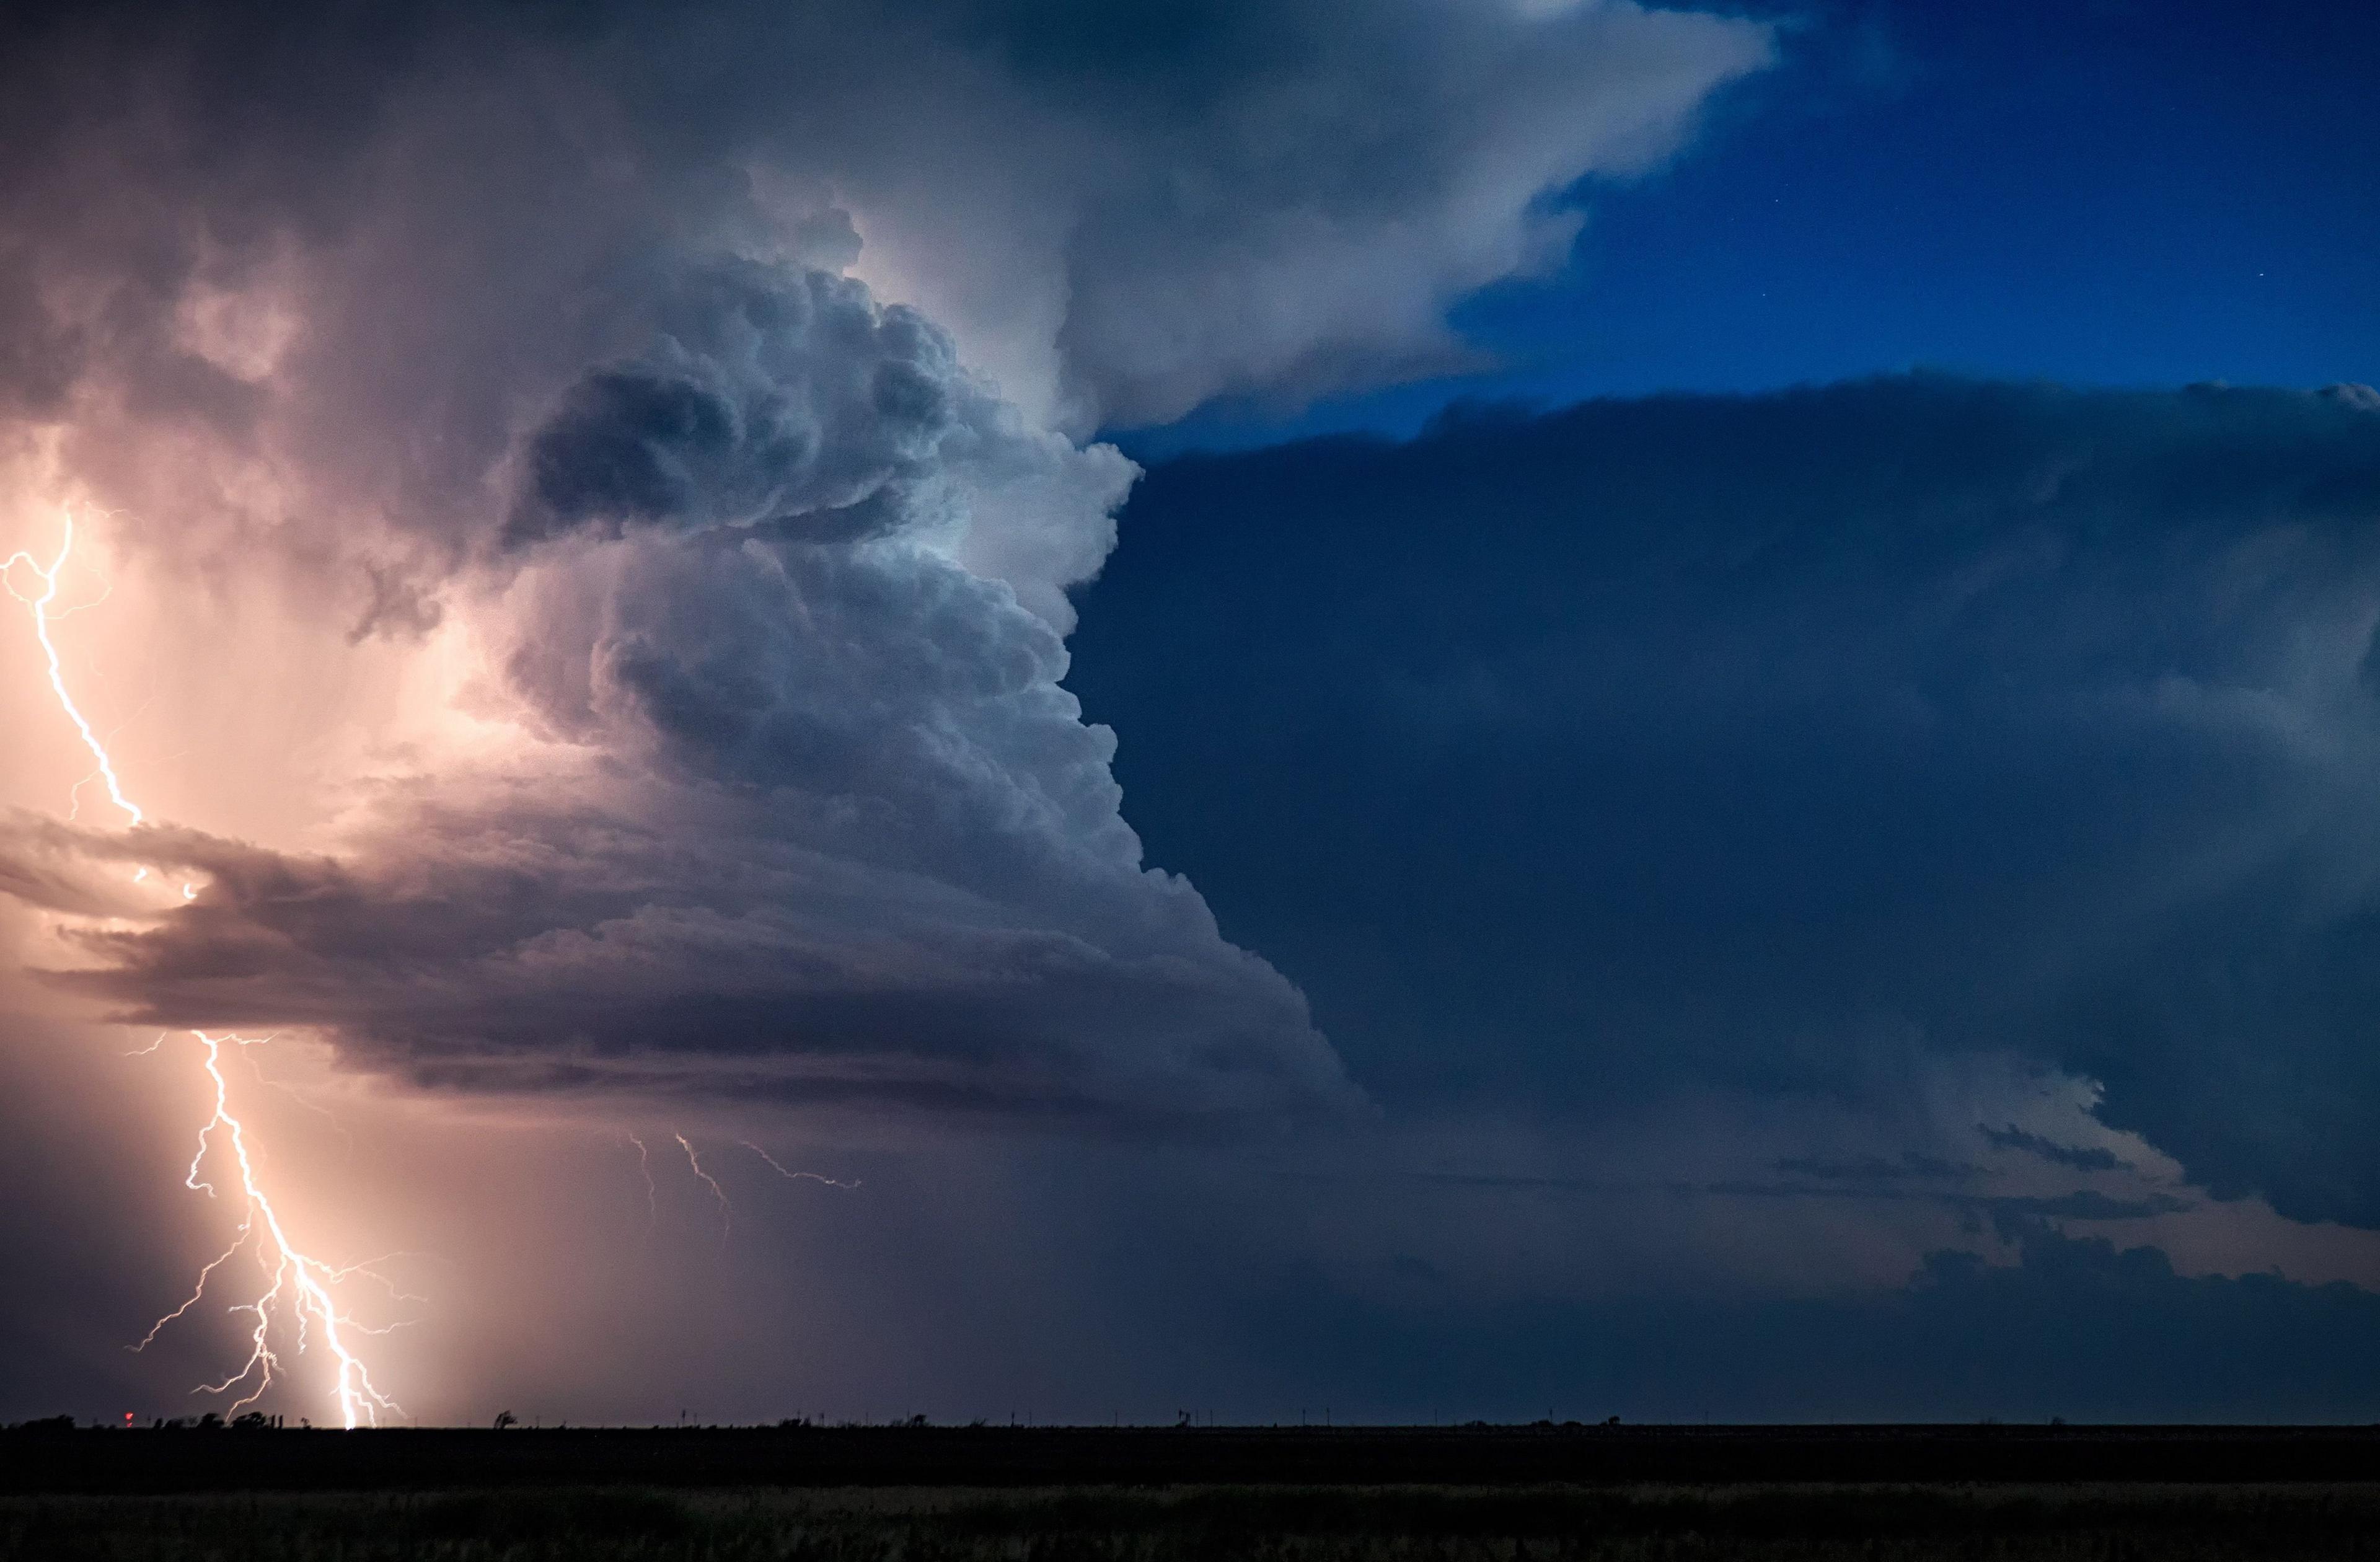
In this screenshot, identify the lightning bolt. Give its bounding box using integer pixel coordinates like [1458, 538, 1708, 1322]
[136, 1031, 407, 1427]
[2, 511, 142, 829]
[7, 510, 405, 1428]
[626, 1133, 658, 1230]
[674, 1132, 731, 1243]
[741, 1141, 860, 1189]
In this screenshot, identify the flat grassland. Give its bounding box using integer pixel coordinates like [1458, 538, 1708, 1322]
[7, 1482, 2380, 1560]
[6, 1428, 2377, 1559]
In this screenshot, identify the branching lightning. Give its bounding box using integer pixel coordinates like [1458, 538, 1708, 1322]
[134, 1031, 407, 1427]
[7, 511, 406, 1428]
[625, 1133, 851, 1242]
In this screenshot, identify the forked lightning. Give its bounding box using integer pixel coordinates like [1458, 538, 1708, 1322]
[5, 511, 403, 1427]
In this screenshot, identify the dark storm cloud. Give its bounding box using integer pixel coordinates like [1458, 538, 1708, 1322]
[1072, 376, 2380, 1222]
[1390, 1162, 2187, 1228]
[505, 265, 972, 552]
[9, 796, 1352, 1126]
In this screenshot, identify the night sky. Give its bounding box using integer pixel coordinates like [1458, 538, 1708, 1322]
[0, 0, 2376, 1428]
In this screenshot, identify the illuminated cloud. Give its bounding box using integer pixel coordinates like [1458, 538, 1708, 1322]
[0, 1, 1768, 1129]
[1, 254, 1347, 1126]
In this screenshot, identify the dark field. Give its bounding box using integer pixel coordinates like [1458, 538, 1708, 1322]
[6, 1428, 2379, 1559]
[11, 1483, 2380, 1561]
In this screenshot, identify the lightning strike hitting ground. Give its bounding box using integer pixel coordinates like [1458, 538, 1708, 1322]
[6, 510, 404, 1429]
[137, 1031, 407, 1428]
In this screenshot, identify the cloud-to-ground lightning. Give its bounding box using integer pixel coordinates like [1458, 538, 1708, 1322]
[6, 510, 405, 1427]
[135, 1032, 406, 1427]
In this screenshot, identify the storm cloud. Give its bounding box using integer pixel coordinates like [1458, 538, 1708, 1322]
[0, 0, 1772, 436]
[1073, 377, 2380, 1222]
[0, 1, 1768, 1129]
[0, 254, 1341, 1124]
[12, 0, 2380, 1432]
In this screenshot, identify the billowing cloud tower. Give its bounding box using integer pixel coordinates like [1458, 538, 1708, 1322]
[0, 0, 1766, 1135]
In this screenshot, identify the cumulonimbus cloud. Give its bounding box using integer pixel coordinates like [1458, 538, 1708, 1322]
[1, 248, 1352, 1127]
[0, 1, 1766, 1129]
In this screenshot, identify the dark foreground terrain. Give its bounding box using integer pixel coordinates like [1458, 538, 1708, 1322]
[9, 1482, 2380, 1561]
[6, 1426, 2378, 1560]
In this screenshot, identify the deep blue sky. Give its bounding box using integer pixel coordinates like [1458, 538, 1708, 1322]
[1117, 0, 2380, 457]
